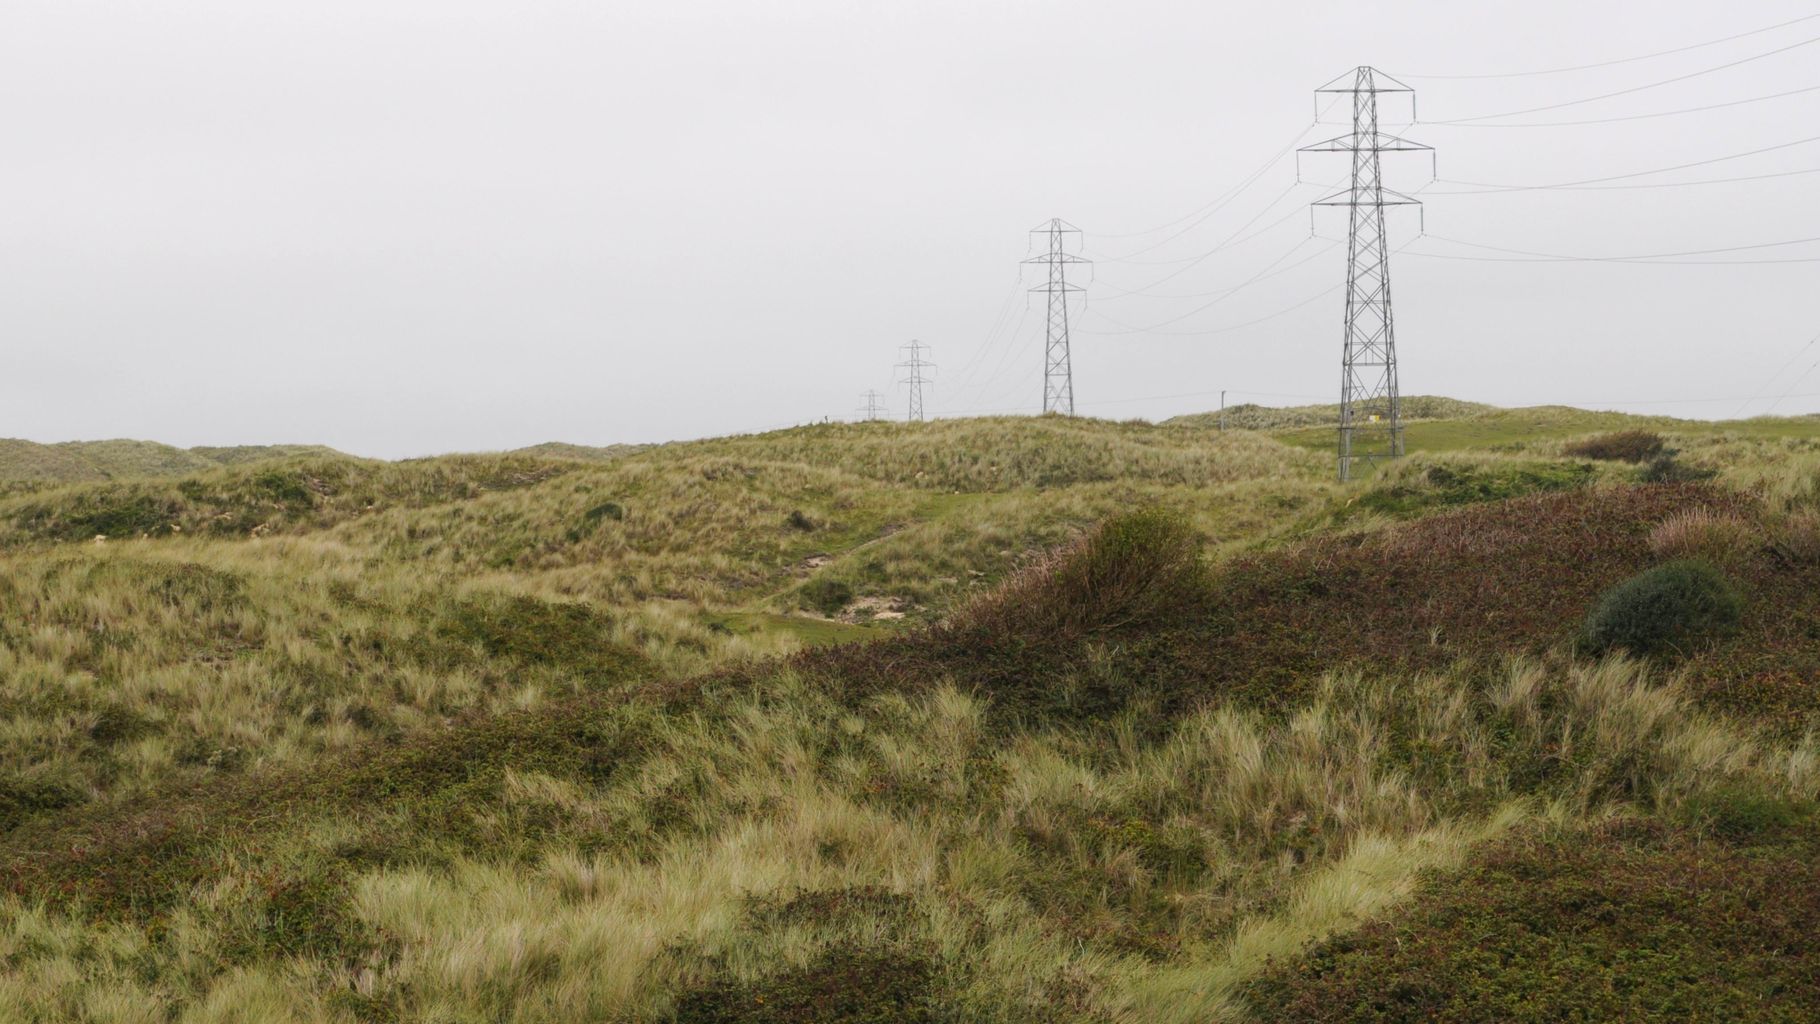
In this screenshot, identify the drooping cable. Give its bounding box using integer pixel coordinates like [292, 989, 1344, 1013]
[1401, 11, 1820, 80]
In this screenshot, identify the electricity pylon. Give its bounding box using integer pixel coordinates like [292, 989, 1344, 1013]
[1023, 219, 1090, 415]
[857, 389, 886, 421]
[1300, 67, 1431, 481]
[897, 341, 933, 422]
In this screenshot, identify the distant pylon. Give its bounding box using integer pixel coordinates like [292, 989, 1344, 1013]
[1023, 219, 1090, 415]
[857, 389, 886, 421]
[1300, 67, 1431, 481]
[897, 341, 934, 422]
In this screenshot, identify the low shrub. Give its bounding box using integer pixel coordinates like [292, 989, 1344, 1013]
[801, 577, 854, 616]
[1563, 430, 1665, 463]
[1582, 560, 1742, 656]
[1648, 508, 1756, 565]
[786, 509, 817, 531]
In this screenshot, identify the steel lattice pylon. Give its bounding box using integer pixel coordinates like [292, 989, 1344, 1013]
[897, 340, 933, 422]
[857, 389, 886, 421]
[1301, 67, 1431, 481]
[1022, 219, 1090, 415]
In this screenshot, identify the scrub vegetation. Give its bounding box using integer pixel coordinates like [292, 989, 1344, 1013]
[0, 402, 1817, 1021]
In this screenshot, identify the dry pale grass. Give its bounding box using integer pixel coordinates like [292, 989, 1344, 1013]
[1647, 507, 1759, 564]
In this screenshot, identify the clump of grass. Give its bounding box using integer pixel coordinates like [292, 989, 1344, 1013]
[1582, 560, 1742, 656]
[1563, 430, 1665, 463]
[1647, 508, 1756, 565]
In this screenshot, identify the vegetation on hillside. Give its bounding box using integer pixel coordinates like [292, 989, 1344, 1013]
[0, 402, 1817, 1021]
[0, 438, 348, 487]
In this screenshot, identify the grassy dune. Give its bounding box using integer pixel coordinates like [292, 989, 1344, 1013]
[0, 439, 347, 487]
[0, 405, 1817, 1021]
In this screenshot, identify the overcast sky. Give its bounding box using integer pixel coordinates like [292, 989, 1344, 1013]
[4, 0, 1817, 457]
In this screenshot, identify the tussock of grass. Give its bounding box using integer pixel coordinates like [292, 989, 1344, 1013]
[1647, 506, 1756, 564]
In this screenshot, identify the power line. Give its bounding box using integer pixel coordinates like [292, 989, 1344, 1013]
[1401, 11, 1820, 80]
[1764, 360, 1820, 415]
[1091, 127, 1317, 258]
[1081, 278, 1344, 338]
[1092, 99, 1344, 245]
[1739, 326, 1820, 417]
[1084, 237, 1338, 330]
[1427, 133, 1820, 193]
[1408, 232, 1820, 264]
[1420, 83, 1820, 129]
[953, 304, 1034, 410]
[1094, 235, 1338, 302]
[1087, 185, 1317, 267]
[1092, 181, 1301, 264]
[1429, 164, 1820, 195]
[1083, 176, 1343, 305]
[944, 276, 1025, 399]
[1427, 31, 1820, 125]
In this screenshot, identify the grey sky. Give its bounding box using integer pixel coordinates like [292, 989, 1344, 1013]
[4, 0, 1817, 457]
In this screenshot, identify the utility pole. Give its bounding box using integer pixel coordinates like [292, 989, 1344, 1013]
[1300, 67, 1430, 481]
[1219, 390, 1227, 432]
[897, 341, 933, 423]
[1023, 219, 1090, 415]
[857, 389, 885, 421]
